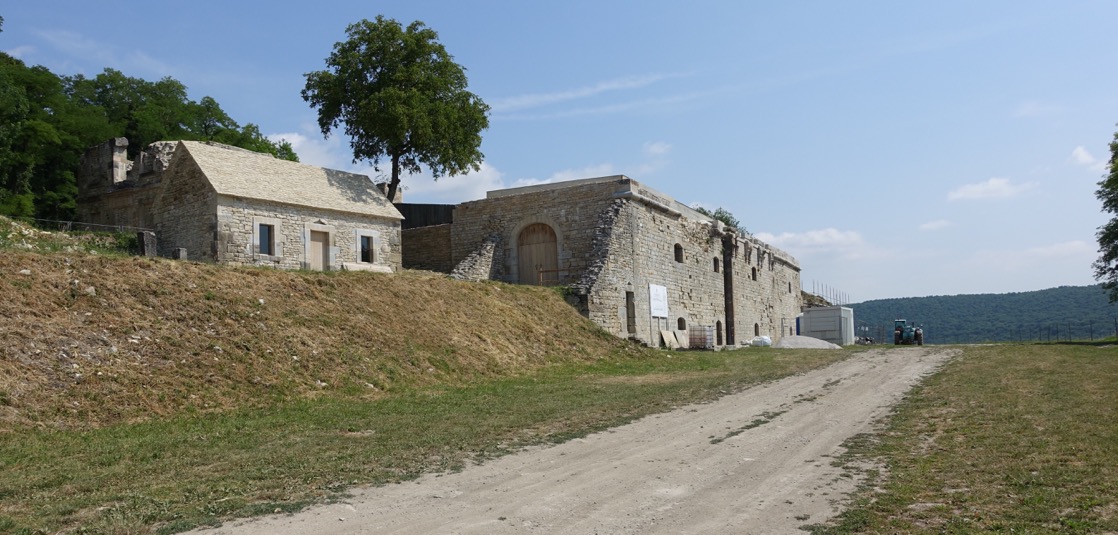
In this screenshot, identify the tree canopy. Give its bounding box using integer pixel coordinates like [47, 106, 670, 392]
[1094, 124, 1118, 302]
[0, 36, 296, 220]
[302, 16, 490, 202]
[693, 205, 748, 235]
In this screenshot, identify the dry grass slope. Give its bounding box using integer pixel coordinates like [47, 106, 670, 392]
[0, 223, 635, 430]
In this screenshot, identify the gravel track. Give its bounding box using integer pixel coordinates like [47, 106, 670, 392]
[193, 347, 956, 535]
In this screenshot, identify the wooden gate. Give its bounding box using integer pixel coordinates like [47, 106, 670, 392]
[517, 223, 557, 285]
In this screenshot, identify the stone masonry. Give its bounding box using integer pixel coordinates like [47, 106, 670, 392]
[79, 139, 403, 272]
[403, 176, 802, 348]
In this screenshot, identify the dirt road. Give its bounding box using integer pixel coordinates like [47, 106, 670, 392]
[193, 347, 956, 534]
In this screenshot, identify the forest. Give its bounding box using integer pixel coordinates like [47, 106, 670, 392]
[846, 284, 1118, 344]
[0, 16, 296, 222]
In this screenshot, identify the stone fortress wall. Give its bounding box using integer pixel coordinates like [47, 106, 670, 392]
[403, 176, 802, 348]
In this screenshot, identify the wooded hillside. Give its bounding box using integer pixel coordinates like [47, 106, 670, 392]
[847, 285, 1118, 344]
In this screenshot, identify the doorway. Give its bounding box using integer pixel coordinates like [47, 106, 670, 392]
[309, 230, 329, 270]
[517, 223, 558, 284]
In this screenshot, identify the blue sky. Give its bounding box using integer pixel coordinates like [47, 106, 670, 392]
[4, 1, 1116, 300]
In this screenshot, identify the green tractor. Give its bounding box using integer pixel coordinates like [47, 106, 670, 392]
[894, 319, 924, 346]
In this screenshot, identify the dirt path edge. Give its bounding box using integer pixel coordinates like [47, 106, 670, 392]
[192, 347, 957, 535]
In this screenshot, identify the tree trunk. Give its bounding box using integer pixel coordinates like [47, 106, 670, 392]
[385, 153, 402, 203]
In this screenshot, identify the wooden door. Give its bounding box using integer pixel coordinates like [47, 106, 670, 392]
[309, 230, 329, 271]
[517, 223, 557, 285]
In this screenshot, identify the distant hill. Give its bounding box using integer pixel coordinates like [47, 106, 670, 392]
[846, 285, 1118, 344]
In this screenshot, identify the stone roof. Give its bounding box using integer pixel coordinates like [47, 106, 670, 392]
[177, 141, 403, 220]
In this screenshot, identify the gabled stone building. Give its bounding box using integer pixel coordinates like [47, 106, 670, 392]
[401, 176, 801, 348]
[78, 138, 402, 272]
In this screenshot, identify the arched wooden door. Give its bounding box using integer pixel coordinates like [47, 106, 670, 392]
[517, 223, 558, 285]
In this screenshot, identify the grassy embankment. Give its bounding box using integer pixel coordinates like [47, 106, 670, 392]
[3, 218, 1116, 533]
[813, 342, 1118, 534]
[0, 218, 851, 533]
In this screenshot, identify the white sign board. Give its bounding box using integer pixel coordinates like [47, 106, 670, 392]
[649, 284, 669, 318]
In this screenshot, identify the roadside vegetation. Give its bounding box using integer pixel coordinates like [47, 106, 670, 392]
[0, 219, 851, 532]
[813, 342, 1118, 534]
[3, 220, 1116, 533]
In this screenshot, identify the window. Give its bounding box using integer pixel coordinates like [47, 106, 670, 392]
[751, 267, 758, 281]
[713, 257, 720, 273]
[625, 291, 637, 334]
[677, 318, 687, 330]
[354, 229, 380, 264]
[259, 224, 274, 256]
[674, 243, 683, 263]
[788, 281, 792, 293]
[360, 235, 374, 263]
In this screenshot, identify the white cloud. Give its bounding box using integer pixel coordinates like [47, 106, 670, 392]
[511, 164, 618, 188]
[1071, 146, 1096, 165]
[273, 127, 504, 204]
[494, 90, 715, 121]
[643, 141, 672, 157]
[489, 73, 681, 113]
[400, 162, 505, 204]
[271, 130, 352, 171]
[4, 45, 34, 59]
[1070, 146, 1107, 172]
[947, 177, 1037, 201]
[919, 219, 951, 231]
[755, 228, 865, 253]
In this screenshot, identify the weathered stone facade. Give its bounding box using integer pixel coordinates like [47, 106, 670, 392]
[79, 139, 403, 272]
[404, 176, 802, 347]
[76, 138, 176, 230]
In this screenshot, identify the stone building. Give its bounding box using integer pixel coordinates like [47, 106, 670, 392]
[401, 176, 801, 348]
[77, 138, 402, 272]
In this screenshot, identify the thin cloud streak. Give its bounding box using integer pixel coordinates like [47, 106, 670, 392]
[489, 73, 687, 112]
[947, 177, 1037, 201]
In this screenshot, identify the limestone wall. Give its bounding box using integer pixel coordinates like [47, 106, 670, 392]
[402, 224, 453, 272]
[576, 198, 729, 346]
[213, 198, 401, 271]
[152, 151, 217, 261]
[77, 139, 178, 231]
[730, 237, 802, 343]
[450, 178, 627, 285]
[410, 175, 803, 348]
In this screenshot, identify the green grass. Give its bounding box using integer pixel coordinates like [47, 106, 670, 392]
[812, 343, 1118, 534]
[0, 347, 847, 534]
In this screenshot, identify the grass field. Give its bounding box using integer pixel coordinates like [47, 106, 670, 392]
[813, 342, 1118, 534]
[3, 342, 1116, 533]
[0, 347, 850, 534]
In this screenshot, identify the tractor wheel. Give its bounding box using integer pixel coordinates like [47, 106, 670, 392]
[894, 333, 901, 345]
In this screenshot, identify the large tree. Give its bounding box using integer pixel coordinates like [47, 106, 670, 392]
[1094, 125, 1118, 302]
[302, 16, 489, 202]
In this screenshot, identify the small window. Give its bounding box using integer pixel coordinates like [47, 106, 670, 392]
[754, 323, 760, 336]
[751, 267, 758, 281]
[677, 318, 687, 330]
[674, 243, 683, 263]
[360, 235, 375, 263]
[788, 281, 792, 293]
[713, 257, 720, 273]
[625, 291, 637, 334]
[259, 224, 274, 256]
